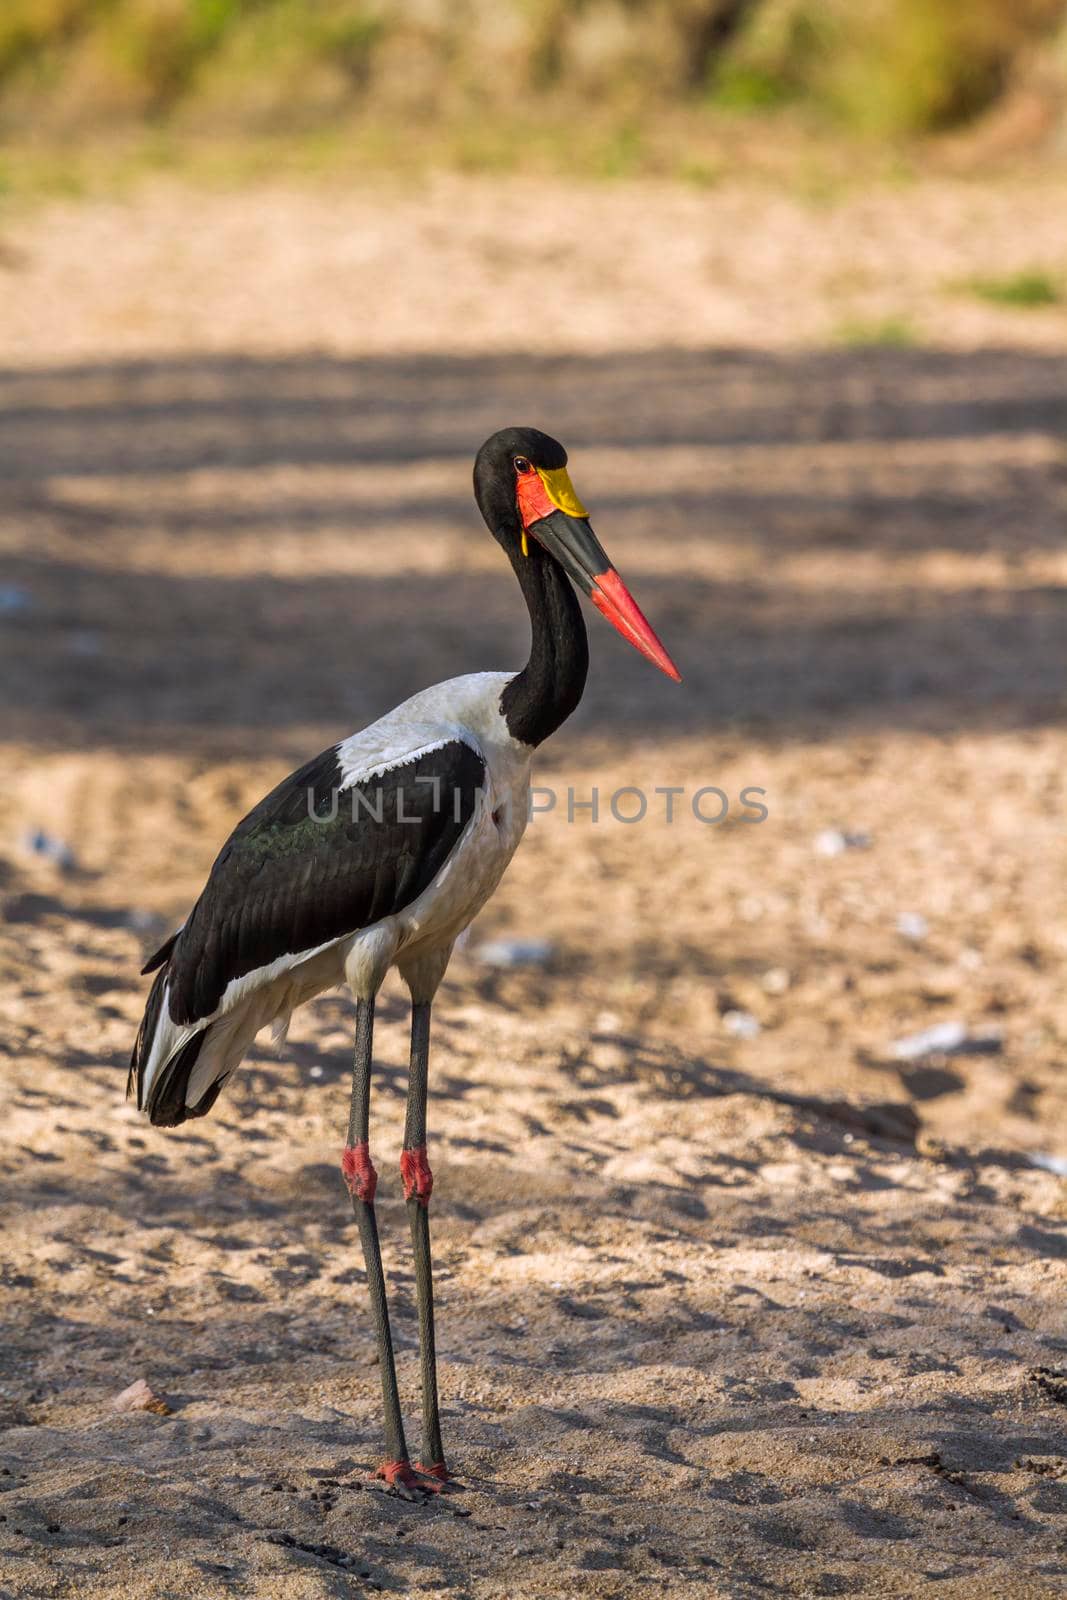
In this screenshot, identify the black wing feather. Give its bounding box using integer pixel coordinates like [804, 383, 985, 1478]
[166, 739, 486, 1026]
[141, 927, 180, 975]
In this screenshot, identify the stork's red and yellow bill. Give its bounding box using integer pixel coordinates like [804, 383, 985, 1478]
[516, 461, 682, 684]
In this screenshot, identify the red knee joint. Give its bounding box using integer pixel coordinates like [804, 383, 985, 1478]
[342, 1140, 378, 1204]
[400, 1144, 433, 1206]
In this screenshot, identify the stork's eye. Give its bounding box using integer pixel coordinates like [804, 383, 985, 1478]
[514, 456, 533, 474]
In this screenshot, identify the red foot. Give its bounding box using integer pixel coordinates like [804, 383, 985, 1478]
[415, 1460, 450, 1483]
[400, 1144, 433, 1206]
[342, 1141, 378, 1204]
[373, 1459, 445, 1497]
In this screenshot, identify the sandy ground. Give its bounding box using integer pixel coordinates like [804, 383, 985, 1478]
[1, 174, 1066, 1598]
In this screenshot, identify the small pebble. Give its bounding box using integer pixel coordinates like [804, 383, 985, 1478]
[111, 1378, 172, 1415]
[1030, 1153, 1067, 1178]
[815, 828, 871, 857]
[890, 1020, 966, 1059]
[761, 967, 790, 995]
[22, 830, 77, 872]
[896, 912, 929, 940]
[723, 1009, 761, 1040]
[475, 938, 554, 969]
[889, 1020, 1002, 1061]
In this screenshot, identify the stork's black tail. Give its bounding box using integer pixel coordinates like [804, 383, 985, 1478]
[129, 934, 222, 1127]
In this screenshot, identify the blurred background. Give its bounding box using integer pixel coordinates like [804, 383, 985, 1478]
[2, 0, 1067, 166]
[2, 5, 1067, 1596]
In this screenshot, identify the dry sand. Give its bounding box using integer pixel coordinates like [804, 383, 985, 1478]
[0, 173, 1066, 1598]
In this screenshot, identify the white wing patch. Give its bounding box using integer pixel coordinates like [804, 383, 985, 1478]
[335, 734, 475, 790]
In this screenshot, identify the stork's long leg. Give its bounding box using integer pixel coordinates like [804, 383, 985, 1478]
[402, 1000, 448, 1481]
[343, 996, 419, 1495]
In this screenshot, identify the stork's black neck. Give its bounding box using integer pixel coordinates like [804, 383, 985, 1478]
[499, 542, 589, 747]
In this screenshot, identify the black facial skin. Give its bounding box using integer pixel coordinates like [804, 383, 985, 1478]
[473, 426, 610, 591]
[473, 425, 568, 552]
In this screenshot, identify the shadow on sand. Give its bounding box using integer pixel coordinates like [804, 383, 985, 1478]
[1, 344, 1065, 752]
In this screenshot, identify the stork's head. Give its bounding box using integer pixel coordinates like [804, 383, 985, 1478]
[473, 426, 681, 682]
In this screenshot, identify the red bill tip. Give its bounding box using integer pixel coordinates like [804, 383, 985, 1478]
[591, 568, 682, 683]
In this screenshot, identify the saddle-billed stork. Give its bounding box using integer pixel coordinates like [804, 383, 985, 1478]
[130, 427, 680, 1497]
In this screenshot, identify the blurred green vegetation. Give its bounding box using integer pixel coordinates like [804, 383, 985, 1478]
[963, 269, 1063, 307]
[0, 0, 1065, 156]
[720, 0, 1067, 133]
[833, 314, 918, 348]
